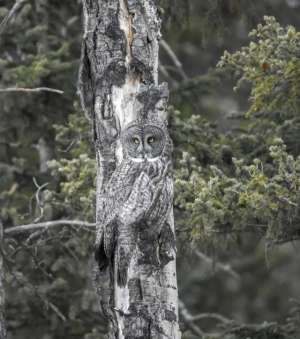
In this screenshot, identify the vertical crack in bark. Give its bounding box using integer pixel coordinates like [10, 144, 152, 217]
[119, 0, 133, 66]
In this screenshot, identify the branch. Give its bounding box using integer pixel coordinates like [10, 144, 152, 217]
[11, 270, 67, 323]
[178, 299, 296, 339]
[195, 250, 240, 281]
[32, 178, 49, 223]
[273, 234, 300, 245]
[191, 312, 231, 324]
[0, 87, 64, 95]
[160, 39, 188, 80]
[0, 0, 28, 37]
[224, 321, 285, 337]
[4, 220, 96, 236]
[178, 299, 205, 338]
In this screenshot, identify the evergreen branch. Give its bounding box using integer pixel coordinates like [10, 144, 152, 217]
[179, 299, 296, 339]
[4, 220, 96, 236]
[0, 87, 64, 94]
[0, 0, 28, 37]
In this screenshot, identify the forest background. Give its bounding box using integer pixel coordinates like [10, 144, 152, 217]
[0, 0, 300, 338]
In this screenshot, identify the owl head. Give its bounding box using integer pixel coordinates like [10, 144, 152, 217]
[121, 119, 170, 162]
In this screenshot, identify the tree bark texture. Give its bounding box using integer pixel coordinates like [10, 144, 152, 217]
[0, 222, 6, 339]
[78, 1, 181, 338]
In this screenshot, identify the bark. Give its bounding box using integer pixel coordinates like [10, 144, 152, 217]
[78, 1, 181, 338]
[0, 222, 6, 339]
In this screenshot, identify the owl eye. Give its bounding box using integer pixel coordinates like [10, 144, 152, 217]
[132, 137, 140, 144]
[147, 136, 155, 144]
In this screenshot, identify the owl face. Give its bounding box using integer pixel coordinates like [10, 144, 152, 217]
[122, 124, 165, 161]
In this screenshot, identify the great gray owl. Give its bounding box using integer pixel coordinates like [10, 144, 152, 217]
[121, 122, 166, 161]
[95, 117, 174, 294]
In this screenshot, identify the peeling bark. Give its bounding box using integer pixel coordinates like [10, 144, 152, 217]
[0, 222, 6, 339]
[78, 1, 181, 338]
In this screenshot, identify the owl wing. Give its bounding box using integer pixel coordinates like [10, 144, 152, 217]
[95, 160, 142, 271]
[146, 171, 173, 229]
[146, 168, 175, 267]
[117, 171, 154, 286]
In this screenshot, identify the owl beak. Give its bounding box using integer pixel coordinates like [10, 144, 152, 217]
[136, 144, 145, 160]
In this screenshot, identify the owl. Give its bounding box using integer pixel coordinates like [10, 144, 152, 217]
[95, 118, 174, 296]
[121, 121, 168, 162]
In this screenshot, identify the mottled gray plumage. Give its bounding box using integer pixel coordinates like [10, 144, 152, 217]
[122, 123, 166, 160]
[95, 117, 173, 291]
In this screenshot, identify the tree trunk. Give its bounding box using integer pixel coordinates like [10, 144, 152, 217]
[78, 1, 181, 338]
[0, 222, 6, 339]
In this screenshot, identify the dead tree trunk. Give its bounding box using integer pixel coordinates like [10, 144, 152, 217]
[78, 1, 181, 338]
[0, 222, 6, 339]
